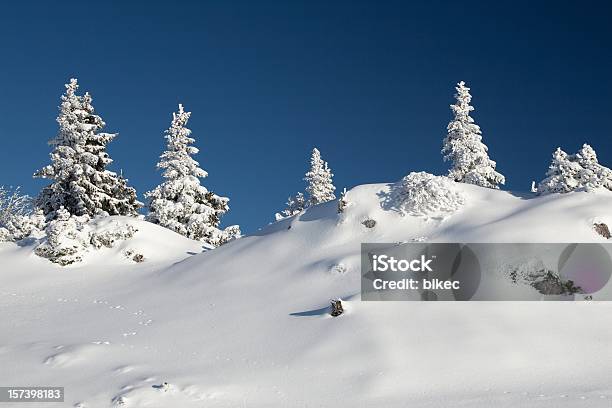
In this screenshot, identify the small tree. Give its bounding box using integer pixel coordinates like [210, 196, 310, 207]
[34, 79, 141, 219]
[0, 187, 38, 242]
[34, 207, 87, 265]
[145, 104, 239, 246]
[442, 81, 505, 189]
[537, 145, 612, 194]
[304, 148, 336, 206]
[537, 148, 582, 194]
[575, 144, 612, 191]
[275, 192, 305, 221]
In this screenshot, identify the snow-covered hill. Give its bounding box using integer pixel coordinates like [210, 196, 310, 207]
[3, 183, 612, 407]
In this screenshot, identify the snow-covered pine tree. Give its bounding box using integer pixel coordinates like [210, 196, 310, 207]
[537, 147, 583, 194]
[442, 81, 505, 189]
[145, 104, 240, 246]
[574, 144, 612, 191]
[304, 148, 336, 206]
[34, 79, 142, 219]
[275, 192, 305, 220]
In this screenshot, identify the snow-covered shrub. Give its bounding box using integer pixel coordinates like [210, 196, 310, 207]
[90, 224, 137, 249]
[538, 144, 612, 195]
[394, 172, 466, 217]
[0, 187, 46, 242]
[34, 208, 89, 266]
[145, 104, 239, 246]
[275, 192, 305, 221]
[35, 213, 141, 266]
[442, 81, 505, 189]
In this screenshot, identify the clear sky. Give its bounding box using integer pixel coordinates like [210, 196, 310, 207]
[0, 0, 610, 232]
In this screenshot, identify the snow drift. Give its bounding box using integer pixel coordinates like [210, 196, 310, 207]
[3, 182, 612, 407]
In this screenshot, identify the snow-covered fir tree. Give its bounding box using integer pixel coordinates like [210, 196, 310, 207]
[275, 192, 305, 221]
[34, 79, 141, 219]
[575, 144, 612, 191]
[537, 148, 583, 194]
[442, 81, 505, 189]
[304, 148, 336, 206]
[538, 144, 612, 194]
[145, 104, 240, 246]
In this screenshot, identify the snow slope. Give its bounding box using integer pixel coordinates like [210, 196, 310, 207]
[2, 183, 612, 407]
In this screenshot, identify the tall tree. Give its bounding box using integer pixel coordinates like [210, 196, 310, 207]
[145, 104, 239, 246]
[304, 148, 336, 206]
[442, 81, 505, 189]
[34, 79, 141, 219]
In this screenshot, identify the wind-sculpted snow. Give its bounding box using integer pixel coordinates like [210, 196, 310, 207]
[3, 183, 612, 407]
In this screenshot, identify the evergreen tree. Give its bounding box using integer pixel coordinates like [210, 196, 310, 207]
[34, 207, 87, 266]
[145, 104, 239, 246]
[539, 144, 612, 194]
[537, 148, 583, 194]
[442, 81, 505, 189]
[34, 79, 141, 219]
[575, 144, 612, 191]
[304, 148, 336, 205]
[275, 192, 305, 220]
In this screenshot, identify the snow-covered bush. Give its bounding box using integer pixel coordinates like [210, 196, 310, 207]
[304, 148, 336, 206]
[34, 208, 89, 266]
[0, 187, 46, 242]
[34, 210, 141, 266]
[145, 104, 240, 247]
[275, 192, 305, 221]
[442, 81, 505, 189]
[538, 144, 612, 195]
[90, 224, 137, 249]
[34, 79, 142, 220]
[393, 172, 466, 217]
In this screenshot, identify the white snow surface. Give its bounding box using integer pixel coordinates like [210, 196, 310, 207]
[3, 182, 612, 407]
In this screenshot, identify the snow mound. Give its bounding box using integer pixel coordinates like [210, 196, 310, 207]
[4, 182, 612, 407]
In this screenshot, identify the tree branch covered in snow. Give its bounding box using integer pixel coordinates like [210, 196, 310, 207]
[0, 186, 45, 242]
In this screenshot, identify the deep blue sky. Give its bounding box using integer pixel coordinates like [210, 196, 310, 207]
[0, 1, 610, 232]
